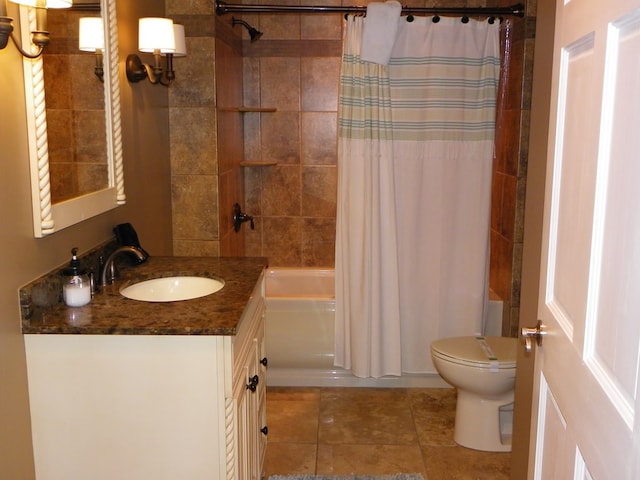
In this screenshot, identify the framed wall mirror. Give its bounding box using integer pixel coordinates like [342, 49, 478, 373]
[21, 0, 124, 237]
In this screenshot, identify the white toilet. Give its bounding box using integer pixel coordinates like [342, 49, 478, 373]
[431, 335, 517, 452]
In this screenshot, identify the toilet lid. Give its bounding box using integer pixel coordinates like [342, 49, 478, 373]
[431, 336, 517, 369]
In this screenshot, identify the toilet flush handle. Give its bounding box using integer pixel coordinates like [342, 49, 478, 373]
[521, 320, 546, 353]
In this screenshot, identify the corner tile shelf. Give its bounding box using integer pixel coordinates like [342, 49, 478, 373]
[220, 107, 277, 112]
[239, 161, 278, 167]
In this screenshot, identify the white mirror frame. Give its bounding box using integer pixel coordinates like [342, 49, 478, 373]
[21, 0, 125, 238]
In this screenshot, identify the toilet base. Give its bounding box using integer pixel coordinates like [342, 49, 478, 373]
[454, 389, 513, 452]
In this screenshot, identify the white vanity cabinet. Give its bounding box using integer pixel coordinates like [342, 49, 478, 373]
[24, 273, 267, 480]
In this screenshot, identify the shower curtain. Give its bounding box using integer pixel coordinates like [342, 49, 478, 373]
[335, 15, 500, 377]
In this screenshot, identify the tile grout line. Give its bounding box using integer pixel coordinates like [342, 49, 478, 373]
[405, 388, 430, 477]
[314, 389, 321, 474]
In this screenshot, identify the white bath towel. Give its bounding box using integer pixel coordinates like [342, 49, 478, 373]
[360, 0, 402, 65]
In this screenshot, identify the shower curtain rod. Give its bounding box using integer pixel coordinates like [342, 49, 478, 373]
[215, 1, 525, 18]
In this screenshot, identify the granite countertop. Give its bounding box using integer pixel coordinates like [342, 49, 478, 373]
[21, 256, 268, 336]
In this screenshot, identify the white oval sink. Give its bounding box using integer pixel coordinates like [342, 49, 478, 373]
[120, 276, 224, 302]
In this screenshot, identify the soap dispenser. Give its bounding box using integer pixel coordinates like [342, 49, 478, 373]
[62, 247, 91, 307]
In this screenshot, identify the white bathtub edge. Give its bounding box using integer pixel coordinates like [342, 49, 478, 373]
[266, 368, 451, 389]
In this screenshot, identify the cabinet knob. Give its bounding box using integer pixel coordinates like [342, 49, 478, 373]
[246, 374, 259, 392]
[260, 357, 268, 367]
[260, 426, 268, 435]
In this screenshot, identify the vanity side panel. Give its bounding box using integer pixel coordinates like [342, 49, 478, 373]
[24, 335, 227, 480]
[229, 271, 266, 479]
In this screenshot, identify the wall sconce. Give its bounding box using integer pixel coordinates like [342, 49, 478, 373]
[125, 17, 186, 87]
[0, 0, 71, 59]
[79, 16, 104, 82]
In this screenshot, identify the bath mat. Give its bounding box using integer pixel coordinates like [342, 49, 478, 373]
[268, 475, 425, 480]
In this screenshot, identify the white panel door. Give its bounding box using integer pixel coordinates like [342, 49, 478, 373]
[530, 0, 640, 478]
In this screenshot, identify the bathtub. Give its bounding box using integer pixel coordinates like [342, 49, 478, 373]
[266, 268, 504, 388]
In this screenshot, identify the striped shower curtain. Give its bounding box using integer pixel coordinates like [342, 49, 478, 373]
[335, 15, 500, 377]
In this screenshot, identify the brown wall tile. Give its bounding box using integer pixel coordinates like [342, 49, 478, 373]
[173, 240, 221, 256]
[261, 112, 301, 163]
[243, 57, 261, 106]
[217, 110, 244, 172]
[244, 215, 263, 257]
[243, 112, 262, 162]
[300, 0, 343, 40]
[262, 165, 302, 216]
[168, 37, 216, 107]
[166, 0, 212, 15]
[302, 166, 337, 218]
[260, 57, 301, 110]
[302, 217, 336, 267]
[301, 57, 340, 111]
[263, 216, 303, 265]
[170, 107, 218, 175]
[261, 13, 302, 40]
[244, 166, 264, 215]
[302, 112, 338, 165]
[172, 174, 219, 240]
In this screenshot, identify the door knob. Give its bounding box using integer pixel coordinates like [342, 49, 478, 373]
[521, 320, 546, 353]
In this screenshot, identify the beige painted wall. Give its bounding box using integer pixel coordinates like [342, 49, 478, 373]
[0, 1, 172, 477]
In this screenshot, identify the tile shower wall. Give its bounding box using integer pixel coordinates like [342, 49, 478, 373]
[241, 12, 342, 266]
[167, 0, 245, 257]
[490, 0, 536, 336]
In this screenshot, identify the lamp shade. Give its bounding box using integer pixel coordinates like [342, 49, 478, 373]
[161, 23, 186, 57]
[138, 17, 175, 54]
[172, 24, 187, 57]
[9, 0, 72, 7]
[79, 17, 104, 52]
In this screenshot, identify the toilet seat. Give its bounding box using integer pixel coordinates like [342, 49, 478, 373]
[431, 336, 517, 369]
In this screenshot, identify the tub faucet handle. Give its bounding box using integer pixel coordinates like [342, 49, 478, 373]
[233, 203, 255, 232]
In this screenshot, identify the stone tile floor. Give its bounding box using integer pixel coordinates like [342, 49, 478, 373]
[264, 387, 511, 480]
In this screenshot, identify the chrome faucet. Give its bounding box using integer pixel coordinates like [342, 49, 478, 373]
[100, 245, 149, 286]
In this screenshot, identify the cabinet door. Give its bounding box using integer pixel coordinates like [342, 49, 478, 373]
[234, 340, 259, 479]
[256, 316, 268, 474]
[232, 301, 266, 480]
[236, 364, 252, 480]
[245, 311, 267, 479]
